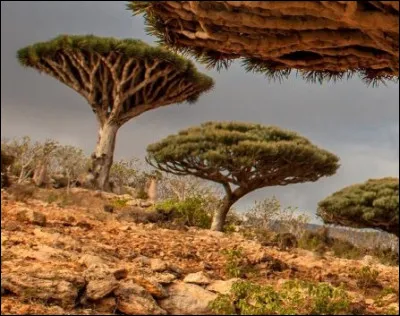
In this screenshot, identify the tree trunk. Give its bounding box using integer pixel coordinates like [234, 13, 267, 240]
[210, 196, 234, 232]
[90, 122, 119, 191]
[147, 178, 158, 202]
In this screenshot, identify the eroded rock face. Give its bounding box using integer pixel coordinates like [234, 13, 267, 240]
[83, 264, 119, 301]
[1, 270, 85, 308]
[115, 280, 167, 315]
[159, 282, 217, 315]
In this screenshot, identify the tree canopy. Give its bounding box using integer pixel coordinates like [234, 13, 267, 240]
[147, 121, 340, 231]
[130, 1, 399, 85]
[317, 177, 399, 237]
[17, 35, 214, 191]
[17, 35, 214, 125]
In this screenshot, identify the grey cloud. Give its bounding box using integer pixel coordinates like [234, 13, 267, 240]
[1, 1, 398, 223]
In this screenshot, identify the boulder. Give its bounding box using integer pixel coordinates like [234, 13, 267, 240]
[183, 271, 211, 285]
[131, 276, 169, 299]
[206, 278, 240, 295]
[115, 280, 167, 315]
[83, 264, 118, 301]
[159, 282, 217, 315]
[1, 271, 84, 308]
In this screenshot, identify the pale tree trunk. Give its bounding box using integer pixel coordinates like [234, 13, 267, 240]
[90, 122, 119, 191]
[147, 178, 158, 202]
[210, 185, 248, 232]
[210, 196, 235, 231]
[33, 162, 48, 187]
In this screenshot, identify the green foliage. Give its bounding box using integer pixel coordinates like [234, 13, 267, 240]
[209, 279, 351, 315]
[17, 34, 214, 91]
[153, 195, 213, 228]
[317, 178, 399, 236]
[111, 198, 130, 209]
[147, 122, 339, 230]
[353, 266, 381, 290]
[136, 188, 149, 200]
[371, 247, 399, 266]
[110, 157, 139, 188]
[221, 248, 247, 278]
[147, 122, 339, 186]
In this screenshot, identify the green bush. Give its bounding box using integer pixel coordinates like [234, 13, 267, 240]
[370, 247, 399, 266]
[221, 248, 248, 278]
[153, 195, 212, 228]
[209, 279, 351, 315]
[111, 198, 129, 208]
[136, 188, 149, 199]
[354, 266, 381, 290]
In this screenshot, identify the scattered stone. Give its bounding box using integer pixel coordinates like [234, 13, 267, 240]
[132, 276, 169, 299]
[103, 205, 114, 213]
[90, 296, 117, 313]
[79, 254, 104, 267]
[151, 258, 169, 272]
[206, 278, 239, 295]
[3, 221, 19, 231]
[183, 271, 211, 285]
[113, 268, 128, 280]
[365, 298, 375, 305]
[154, 273, 177, 285]
[115, 280, 167, 315]
[159, 282, 217, 315]
[86, 278, 118, 301]
[16, 209, 47, 226]
[83, 263, 119, 301]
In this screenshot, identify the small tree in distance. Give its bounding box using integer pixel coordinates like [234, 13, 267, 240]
[17, 35, 214, 191]
[146, 121, 340, 231]
[317, 177, 399, 237]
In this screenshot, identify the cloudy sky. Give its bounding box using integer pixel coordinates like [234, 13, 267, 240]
[1, 1, 399, 223]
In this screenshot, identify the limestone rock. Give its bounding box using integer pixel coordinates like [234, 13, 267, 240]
[183, 271, 211, 285]
[206, 278, 239, 295]
[131, 276, 168, 299]
[115, 280, 167, 315]
[2, 273, 81, 308]
[83, 263, 119, 301]
[153, 273, 177, 284]
[78, 254, 105, 267]
[159, 282, 217, 315]
[150, 258, 169, 272]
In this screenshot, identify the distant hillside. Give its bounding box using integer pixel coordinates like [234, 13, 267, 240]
[269, 221, 399, 253]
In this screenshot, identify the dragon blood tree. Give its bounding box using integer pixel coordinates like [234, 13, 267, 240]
[17, 35, 214, 191]
[317, 177, 399, 237]
[130, 1, 399, 85]
[146, 122, 340, 231]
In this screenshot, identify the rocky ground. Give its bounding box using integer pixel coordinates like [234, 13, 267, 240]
[1, 188, 399, 315]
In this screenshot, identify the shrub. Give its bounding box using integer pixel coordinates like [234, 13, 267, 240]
[153, 195, 212, 228]
[111, 198, 129, 208]
[221, 248, 247, 278]
[209, 279, 351, 315]
[354, 266, 381, 290]
[298, 228, 330, 253]
[8, 183, 36, 202]
[136, 188, 149, 199]
[244, 196, 310, 236]
[370, 247, 399, 266]
[331, 239, 363, 260]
